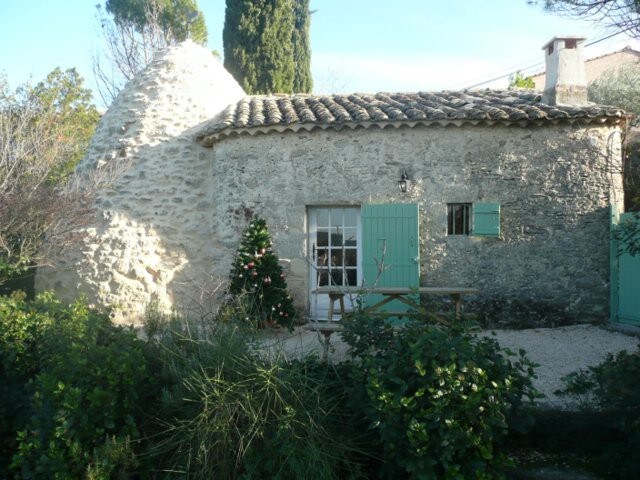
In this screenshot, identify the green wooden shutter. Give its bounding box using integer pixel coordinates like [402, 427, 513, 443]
[473, 203, 500, 237]
[362, 204, 419, 316]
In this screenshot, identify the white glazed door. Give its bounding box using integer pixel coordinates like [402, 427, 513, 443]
[308, 207, 361, 321]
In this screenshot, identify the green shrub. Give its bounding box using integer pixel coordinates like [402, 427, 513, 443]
[0, 292, 152, 479]
[341, 313, 538, 480]
[557, 350, 640, 479]
[0, 292, 44, 477]
[145, 322, 364, 479]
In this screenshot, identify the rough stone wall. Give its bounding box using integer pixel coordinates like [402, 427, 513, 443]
[35, 40, 624, 326]
[208, 123, 624, 326]
[36, 41, 245, 323]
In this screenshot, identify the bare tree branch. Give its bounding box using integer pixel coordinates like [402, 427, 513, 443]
[531, 0, 640, 38]
[93, 0, 208, 106]
[0, 72, 101, 283]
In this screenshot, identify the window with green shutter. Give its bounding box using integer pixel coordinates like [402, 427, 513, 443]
[473, 203, 500, 237]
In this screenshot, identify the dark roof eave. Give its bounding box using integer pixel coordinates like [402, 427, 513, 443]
[197, 114, 627, 147]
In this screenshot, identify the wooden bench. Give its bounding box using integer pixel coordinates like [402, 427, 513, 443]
[304, 321, 405, 361]
[304, 322, 345, 361]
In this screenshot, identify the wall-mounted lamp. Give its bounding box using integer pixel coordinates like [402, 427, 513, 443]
[398, 170, 409, 193]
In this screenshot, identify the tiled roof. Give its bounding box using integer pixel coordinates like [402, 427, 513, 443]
[197, 89, 627, 146]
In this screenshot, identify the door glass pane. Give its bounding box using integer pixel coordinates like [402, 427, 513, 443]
[344, 249, 357, 267]
[330, 229, 343, 246]
[317, 268, 329, 286]
[316, 210, 329, 227]
[343, 228, 357, 246]
[316, 248, 328, 268]
[344, 209, 358, 227]
[317, 230, 328, 247]
[330, 249, 343, 267]
[330, 209, 343, 227]
[330, 268, 344, 286]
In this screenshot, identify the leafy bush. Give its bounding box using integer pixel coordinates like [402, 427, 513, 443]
[140, 313, 364, 479]
[3, 292, 542, 479]
[557, 350, 640, 479]
[341, 313, 538, 479]
[0, 292, 152, 479]
[0, 292, 43, 476]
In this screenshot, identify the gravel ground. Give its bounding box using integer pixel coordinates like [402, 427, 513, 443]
[265, 324, 640, 408]
[479, 325, 639, 407]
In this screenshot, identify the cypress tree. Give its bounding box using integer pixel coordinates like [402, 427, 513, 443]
[223, 0, 312, 94]
[292, 0, 312, 93]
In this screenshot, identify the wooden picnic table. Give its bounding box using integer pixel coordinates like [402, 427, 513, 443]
[314, 286, 479, 322]
[305, 286, 479, 360]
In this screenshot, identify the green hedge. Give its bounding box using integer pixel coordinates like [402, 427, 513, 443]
[557, 350, 640, 479]
[0, 292, 152, 479]
[341, 314, 538, 479]
[1, 293, 541, 479]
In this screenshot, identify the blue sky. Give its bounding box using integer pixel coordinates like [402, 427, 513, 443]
[1, 0, 638, 106]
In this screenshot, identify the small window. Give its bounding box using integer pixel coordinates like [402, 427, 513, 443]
[447, 203, 471, 235]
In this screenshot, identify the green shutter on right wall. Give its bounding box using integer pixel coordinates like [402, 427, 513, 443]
[473, 203, 500, 237]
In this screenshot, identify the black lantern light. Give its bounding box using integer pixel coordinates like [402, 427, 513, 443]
[398, 170, 409, 193]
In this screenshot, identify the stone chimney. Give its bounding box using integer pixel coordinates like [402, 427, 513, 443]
[542, 36, 588, 106]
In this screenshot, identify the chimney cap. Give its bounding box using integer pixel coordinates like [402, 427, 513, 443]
[541, 35, 586, 51]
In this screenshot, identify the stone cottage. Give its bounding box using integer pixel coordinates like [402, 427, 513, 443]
[37, 37, 627, 326]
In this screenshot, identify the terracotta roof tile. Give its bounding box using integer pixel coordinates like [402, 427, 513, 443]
[197, 89, 627, 145]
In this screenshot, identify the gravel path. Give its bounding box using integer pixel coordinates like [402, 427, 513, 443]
[267, 324, 639, 408]
[479, 325, 639, 407]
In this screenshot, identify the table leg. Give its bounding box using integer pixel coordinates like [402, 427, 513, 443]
[318, 330, 333, 361]
[327, 297, 335, 322]
[451, 294, 461, 321]
[328, 293, 346, 322]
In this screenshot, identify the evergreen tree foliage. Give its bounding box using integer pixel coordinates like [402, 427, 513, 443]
[228, 217, 296, 328]
[223, 0, 312, 94]
[105, 0, 208, 45]
[95, 0, 208, 105]
[31, 69, 101, 181]
[292, 0, 313, 93]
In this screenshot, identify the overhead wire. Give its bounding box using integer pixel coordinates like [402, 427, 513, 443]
[458, 27, 635, 90]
